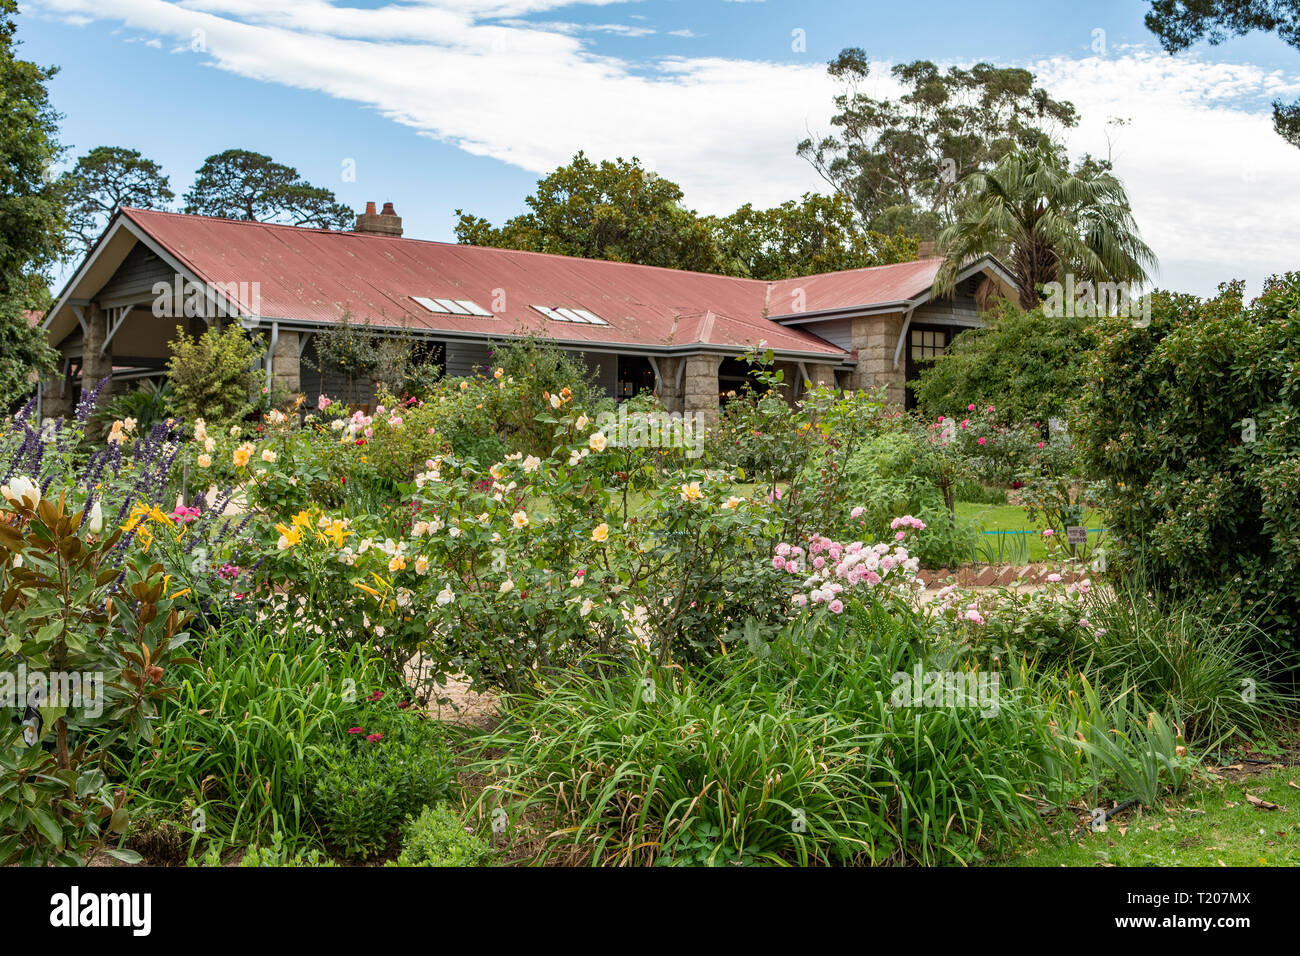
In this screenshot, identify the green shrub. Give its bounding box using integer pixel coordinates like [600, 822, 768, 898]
[93, 380, 175, 434]
[709, 351, 810, 481]
[955, 479, 1007, 505]
[0, 487, 197, 866]
[192, 831, 337, 867]
[932, 578, 1092, 666]
[912, 302, 1097, 424]
[1074, 274, 1300, 646]
[304, 310, 378, 406]
[394, 805, 495, 867]
[833, 429, 977, 567]
[166, 324, 265, 424]
[307, 694, 455, 859]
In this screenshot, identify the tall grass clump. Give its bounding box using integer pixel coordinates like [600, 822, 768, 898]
[1078, 577, 1297, 744]
[469, 602, 1056, 866]
[117, 621, 392, 851]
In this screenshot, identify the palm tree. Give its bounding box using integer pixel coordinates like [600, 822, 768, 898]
[934, 144, 1156, 309]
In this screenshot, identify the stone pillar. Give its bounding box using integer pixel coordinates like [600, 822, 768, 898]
[850, 313, 906, 407]
[806, 363, 838, 393]
[271, 329, 301, 396]
[81, 303, 113, 404]
[773, 360, 800, 405]
[39, 368, 73, 421]
[655, 357, 684, 413]
[683, 354, 721, 427]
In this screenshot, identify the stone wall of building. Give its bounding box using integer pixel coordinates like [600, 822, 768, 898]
[806, 362, 839, 392]
[849, 312, 906, 406]
[271, 329, 301, 396]
[40, 370, 73, 421]
[81, 304, 113, 403]
[682, 354, 721, 425]
[772, 360, 801, 404]
[655, 357, 684, 413]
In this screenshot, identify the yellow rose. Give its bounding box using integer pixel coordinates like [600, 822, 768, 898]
[197, 454, 212, 468]
[511, 510, 529, 529]
[588, 432, 607, 452]
[591, 523, 609, 543]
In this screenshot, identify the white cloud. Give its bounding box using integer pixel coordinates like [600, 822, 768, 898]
[29, 0, 1300, 294]
[497, 19, 659, 37]
[1031, 51, 1300, 293]
[32, 0, 838, 213]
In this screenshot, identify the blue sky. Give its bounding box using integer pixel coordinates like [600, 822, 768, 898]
[18, 0, 1300, 294]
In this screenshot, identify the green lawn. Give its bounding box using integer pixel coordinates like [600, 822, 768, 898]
[997, 770, 1300, 867]
[956, 502, 1107, 563]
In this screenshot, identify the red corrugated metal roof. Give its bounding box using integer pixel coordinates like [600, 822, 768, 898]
[767, 259, 944, 317]
[121, 208, 946, 358]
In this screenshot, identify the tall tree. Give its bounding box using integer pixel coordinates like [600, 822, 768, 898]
[184, 149, 353, 228]
[60, 146, 173, 256]
[1146, 1, 1300, 146]
[798, 50, 1079, 238]
[454, 152, 724, 272]
[934, 144, 1156, 309]
[707, 192, 917, 279]
[0, 0, 63, 407]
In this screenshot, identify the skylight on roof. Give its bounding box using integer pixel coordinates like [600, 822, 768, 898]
[411, 296, 493, 317]
[530, 305, 609, 326]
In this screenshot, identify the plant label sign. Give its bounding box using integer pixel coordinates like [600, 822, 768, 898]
[1066, 526, 1087, 546]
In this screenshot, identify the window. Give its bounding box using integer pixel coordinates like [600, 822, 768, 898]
[910, 328, 947, 361]
[411, 296, 493, 317]
[530, 305, 609, 326]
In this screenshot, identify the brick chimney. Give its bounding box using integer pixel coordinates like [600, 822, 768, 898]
[917, 241, 937, 259]
[354, 201, 403, 238]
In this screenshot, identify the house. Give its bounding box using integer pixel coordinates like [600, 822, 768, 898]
[38, 203, 1017, 421]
